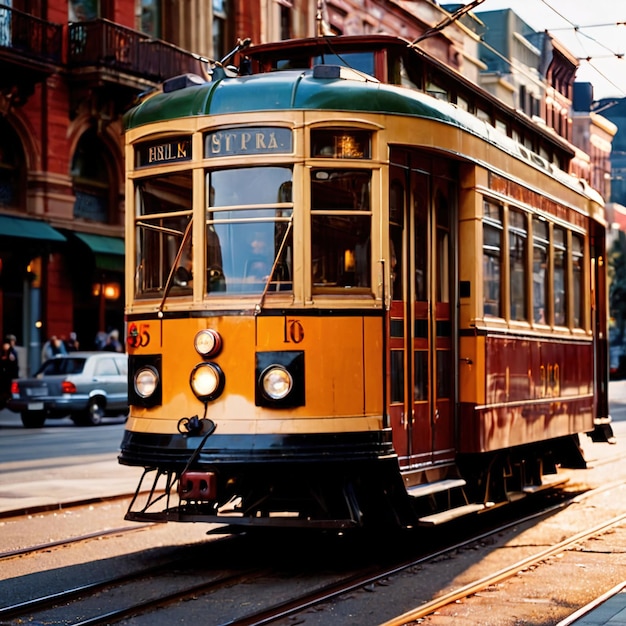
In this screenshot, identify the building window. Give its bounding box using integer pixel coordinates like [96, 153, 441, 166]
[71, 129, 112, 223]
[0, 119, 24, 209]
[213, 0, 229, 59]
[138, 0, 160, 38]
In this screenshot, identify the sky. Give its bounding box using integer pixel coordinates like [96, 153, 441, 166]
[471, 0, 626, 101]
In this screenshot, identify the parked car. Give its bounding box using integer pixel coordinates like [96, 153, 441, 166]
[8, 352, 128, 428]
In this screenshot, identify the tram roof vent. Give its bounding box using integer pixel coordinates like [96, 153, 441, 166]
[163, 73, 207, 93]
[313, 64, 379, 83]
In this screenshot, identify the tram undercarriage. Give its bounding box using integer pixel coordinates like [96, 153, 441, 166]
[122, 434, 588, 530]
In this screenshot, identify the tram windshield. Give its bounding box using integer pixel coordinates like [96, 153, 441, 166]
[133, 166, 293, 298]
[206, 166, 293, 294]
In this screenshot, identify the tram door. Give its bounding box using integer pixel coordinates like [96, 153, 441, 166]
[388, 149, 456, 470]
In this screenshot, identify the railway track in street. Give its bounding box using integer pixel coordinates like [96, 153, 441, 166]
[3, 477, 625, 625]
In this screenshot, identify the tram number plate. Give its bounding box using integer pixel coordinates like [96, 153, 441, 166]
[27, 402, 44, 410]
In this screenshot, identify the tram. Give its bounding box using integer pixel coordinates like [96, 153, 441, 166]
[119, 34, 614, 529]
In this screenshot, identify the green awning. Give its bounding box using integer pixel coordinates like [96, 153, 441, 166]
[0, 215, 66, 242]
[73, 232, 125, 272]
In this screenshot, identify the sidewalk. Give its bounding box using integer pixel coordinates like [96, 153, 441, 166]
[0, 454, 144, 517]
[0, 408, 143, 517]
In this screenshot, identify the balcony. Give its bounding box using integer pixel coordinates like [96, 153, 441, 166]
[68, 18, 205, 87]
[0, 4, 62, 105]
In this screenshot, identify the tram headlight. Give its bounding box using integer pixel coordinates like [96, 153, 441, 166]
[194, 329, 222, 358]
[260, 366, 293, 401]
[255, 351, 304, 408]
[134, 366, 159, 398]
[190, 362, 225, 402]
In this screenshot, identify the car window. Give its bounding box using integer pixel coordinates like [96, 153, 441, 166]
[38, 358, 86, 376]
[94, 358, 119, 376]
[114, 357, 128, 376]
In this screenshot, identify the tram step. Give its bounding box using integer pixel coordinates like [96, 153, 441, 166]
[418, 503, 485, 526]
[406, 478, 467, 498]
[522, 474, 569, 494]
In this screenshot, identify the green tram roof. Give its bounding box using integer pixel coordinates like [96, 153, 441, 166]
[124, 67, 462, 128]
[123, 67, 602, 204]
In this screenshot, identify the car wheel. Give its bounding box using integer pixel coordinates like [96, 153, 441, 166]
[21, 411, 46, 428]
[83, 397, 105, 426]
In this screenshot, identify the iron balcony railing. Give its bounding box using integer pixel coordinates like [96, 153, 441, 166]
[0, 4, 62, 64]
[68, 18, 205, 83]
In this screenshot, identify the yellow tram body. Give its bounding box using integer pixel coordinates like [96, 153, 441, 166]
[119, 35, 612, 529]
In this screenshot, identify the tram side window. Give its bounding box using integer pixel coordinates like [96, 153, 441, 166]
[553, 227, 567, 325]
[390, 350, 404, 404]
[533, 218, 549, 324]
[483, 201, 502, 317]
[509, 209, 528, 322]
[134, 172, 193, 297]
[207, 166, 293, 294]
[572, 234, 584, 328]
[311, 169, 372, 292]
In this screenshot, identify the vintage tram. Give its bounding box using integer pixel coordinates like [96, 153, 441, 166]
[119, 34, 613, 530]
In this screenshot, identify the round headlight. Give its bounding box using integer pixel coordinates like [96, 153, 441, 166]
[260, 366, 293, 401]
[134, 366, 159, 398]
[194, 329, 222, 358]
[190, 362, 224, 401]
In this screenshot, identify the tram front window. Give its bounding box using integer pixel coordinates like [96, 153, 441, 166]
[311, 169, 372, 292]
[134, 172, 193, 298]
[207, 166, 293, 294]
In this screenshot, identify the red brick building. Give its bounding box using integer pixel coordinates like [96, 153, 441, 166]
[0, 0, 601, 374]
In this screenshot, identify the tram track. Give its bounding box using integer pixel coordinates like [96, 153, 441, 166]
[0, 522, 156, 560]
[2, 478, 624, 625]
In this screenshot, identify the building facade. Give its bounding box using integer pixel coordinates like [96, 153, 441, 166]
[0, 0, 613, 374]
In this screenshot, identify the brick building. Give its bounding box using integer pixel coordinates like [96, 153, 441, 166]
[0, 0, 611, 374]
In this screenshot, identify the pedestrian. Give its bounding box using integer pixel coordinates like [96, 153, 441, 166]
[4, 334, 18, 370]
[41, 335, 67, 361]
[65, 331, 80, 352]
[95, 330, 108, 350]
[0, 339, 18, 408]
[104, 329, 123, 352]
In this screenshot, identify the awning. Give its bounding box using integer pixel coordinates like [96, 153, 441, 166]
[73, 232, 125, 272]
[0, 215, 66, 242]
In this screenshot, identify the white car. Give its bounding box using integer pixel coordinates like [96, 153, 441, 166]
[9, 352, 128, 428]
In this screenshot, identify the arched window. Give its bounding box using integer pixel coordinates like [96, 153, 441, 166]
[71, 129, 113, 223]
[0, 118, 25, 210]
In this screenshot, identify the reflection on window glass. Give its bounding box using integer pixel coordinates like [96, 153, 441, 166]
[134, 172, 193, 297]
[554, 227, 566, 325]
[533, 218, 548, 324]
[573, 234, 584, 328]
[436, 350, 450, 399]
[389, 180, 404, 302]
[312, 52, 375, 77]
[207, 166, 293, 294]
[509, 210, 527, 321]
[390, 350, 404, 404]
[414, 351, 428, 401]
[311, 169, 371, 291]
[483, 201, 502, 317]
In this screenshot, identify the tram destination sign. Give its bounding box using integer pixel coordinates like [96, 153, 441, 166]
[205, 127, 292, 157]
[136, 137, 192, 168]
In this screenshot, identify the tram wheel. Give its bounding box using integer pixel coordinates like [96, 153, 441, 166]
[21, 410, 46, 428]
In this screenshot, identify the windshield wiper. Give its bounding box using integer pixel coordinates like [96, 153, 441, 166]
[255, 216, 293, 315]
[158, 218, 193, 315]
